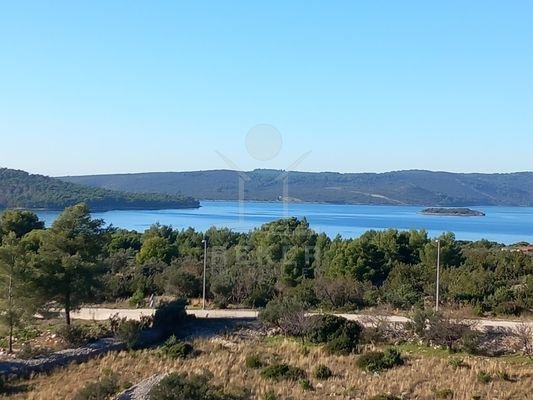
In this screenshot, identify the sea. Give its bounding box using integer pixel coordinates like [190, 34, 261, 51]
[36, 201, 533, 245]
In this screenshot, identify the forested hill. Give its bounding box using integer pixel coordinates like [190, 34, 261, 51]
[60, 169, 533, 207]
[0, 168, 199, 211]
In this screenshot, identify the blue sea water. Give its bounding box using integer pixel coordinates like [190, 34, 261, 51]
[36, 201, 533, 244]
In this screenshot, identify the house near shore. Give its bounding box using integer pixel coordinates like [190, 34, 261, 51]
[501, 245, 533, 255]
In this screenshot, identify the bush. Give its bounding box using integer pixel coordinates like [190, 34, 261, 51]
[148, 372, 243, 400]
[245, 354, 264, 369]
[477, 370, 492, 384]
[260, 364, 307, 382]
[153, 299, 188, 337]
[356, 348, 404, 373]
[129, 288, 145, 308]
[324, 334, 354, 355]
[448, 357, 468, 369]
[305, 314, 363, 354]
[159, 335, 195, 359]
[74, 374, 119, 400]
[381, 347, 403, 368]
[433, 389, 454, 399]
[57, 324, 97, 347]
[300, 379, 313, 391]
[494, 301, 523, 316]
[263, 390, 277, 400]
[312, 364, 332, 380]
[259, 298, 307, 337]
[460, 330, 482, 355]
[368, 395, 401, 400]
[408, 310, 477, 352]
[115, 319, 143, 349]
[306, 315, 358, 343]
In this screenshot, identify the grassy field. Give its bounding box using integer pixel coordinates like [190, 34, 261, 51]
[4, 336, 533, 400]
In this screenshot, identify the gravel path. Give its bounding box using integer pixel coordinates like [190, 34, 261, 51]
[71, 307, 532, 330]
[0, 338, 126, 380]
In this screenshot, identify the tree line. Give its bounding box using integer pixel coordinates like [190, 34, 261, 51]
[1, 203, 533, 352]
[0, 168, 199, 210]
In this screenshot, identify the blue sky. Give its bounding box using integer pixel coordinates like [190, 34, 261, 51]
[1, 1, 532, 176]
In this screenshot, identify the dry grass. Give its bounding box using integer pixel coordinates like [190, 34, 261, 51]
[4, 337, 533, 400]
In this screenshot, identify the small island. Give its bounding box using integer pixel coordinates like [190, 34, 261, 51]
[421, 207, 486, 217]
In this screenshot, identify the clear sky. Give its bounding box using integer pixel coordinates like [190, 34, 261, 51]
[1, 1, 532, 176]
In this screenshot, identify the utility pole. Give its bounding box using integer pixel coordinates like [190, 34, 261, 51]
[435, 239, 441, 312]
[202, 236, 207, 310]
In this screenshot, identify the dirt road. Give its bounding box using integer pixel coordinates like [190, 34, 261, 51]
[71, 307, 531, 330]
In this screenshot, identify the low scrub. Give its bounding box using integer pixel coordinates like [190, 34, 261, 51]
[448, 357, 469, 370]
[477, 370, 492, 384]
[73, 373, 123, 400]
[368, 395, 401, 400]
[306, 314, 363, 355]
[260, 364, 307, 382]
[57, 324, 105, 347]
[356, 348, 404, 373]
[159, 335, 196, 359]
[148, 372, 247, 400]
[115, 319, 143, 349]
[433, 388, 454, 399]
[312, 364, 332, 380]
[245, 354, 264, 369]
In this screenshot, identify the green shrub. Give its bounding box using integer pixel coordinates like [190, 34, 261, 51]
[477, 370, 491, 384]
[300, 379, 313, 391]
[245, 354, 264, 369]
[323, 334, 353, 355]
[153, 299, 188, 337]
[460, 330, 482, 355]
[159, 335, 195, 359]
[305, 314, 363, 354]
[306, 314, 362, 343]
[368, 395, 401, 400]
[312, 364, 332, 380]
[115, 319, 143, 349]
[148, 372, 243, 400]
[73, 374, 119, 400]
[57, 324, 96, 346]
[494, 301, 523, 316]
[448, 357, 468, 369]
[128, 288, 145, 308]
[14, 327, 41, 343]
[260, 364, 307, 381]
[356, 348, 403, 372]
[258, 298, 307, 336]
[433, 388, 454, 399]
[263, 390, 277, 400]
[381, 348, 403, 368]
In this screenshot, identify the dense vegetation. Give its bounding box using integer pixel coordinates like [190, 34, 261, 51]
[61, 169, 533, 206]
[0, 168, 199, 210]
[1, 205, 533, 353]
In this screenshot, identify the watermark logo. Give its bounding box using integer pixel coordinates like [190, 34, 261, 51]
[216, 124, 311, 227]
[245, 123, 283, 161]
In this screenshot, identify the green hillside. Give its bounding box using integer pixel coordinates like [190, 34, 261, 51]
[61, 169, 533, 206]
[0, 168, 199, 210]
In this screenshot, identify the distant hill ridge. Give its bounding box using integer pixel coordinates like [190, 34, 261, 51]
[0, 168, 199, 211]
[60, 169, 533, 207]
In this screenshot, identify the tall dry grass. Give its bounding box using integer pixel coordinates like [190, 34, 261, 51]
[5, 338, 533, 399]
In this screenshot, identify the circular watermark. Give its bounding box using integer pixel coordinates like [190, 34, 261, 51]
[245, 124, 282, 161]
